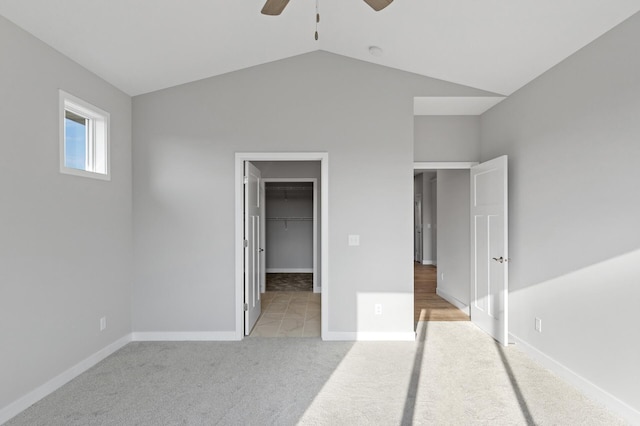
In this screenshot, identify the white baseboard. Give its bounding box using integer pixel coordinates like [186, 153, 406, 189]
[0, 334, 132, 425]
[265, 268, 313, 273]
[132, 331, 239, 341]
[510, 333, 640, 424]
[421, 260, 435, 265]
[323, 331, 416, 341]
[435, 288, 470, 315]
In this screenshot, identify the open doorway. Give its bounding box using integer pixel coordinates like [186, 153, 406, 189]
[413, 166, 471, 326]
[234, 153, 329, 340]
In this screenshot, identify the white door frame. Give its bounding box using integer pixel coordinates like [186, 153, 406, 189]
[235, 152, 329, 340]
[262, 178, 319, 293]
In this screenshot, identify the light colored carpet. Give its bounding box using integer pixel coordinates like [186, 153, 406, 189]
[6, 322, 626, 425]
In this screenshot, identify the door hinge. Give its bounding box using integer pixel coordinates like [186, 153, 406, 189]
[243, 303, 248, 311]
[243, 239, 248, 248]
[243, 176, 248, 185]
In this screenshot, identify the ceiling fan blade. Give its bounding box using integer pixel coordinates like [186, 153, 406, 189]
[363, 0, 393, 11]
[261, 0, 291, 15]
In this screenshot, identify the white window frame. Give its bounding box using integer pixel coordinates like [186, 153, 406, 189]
[59, 90, 110, 180]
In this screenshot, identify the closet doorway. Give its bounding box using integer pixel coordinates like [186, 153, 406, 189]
[261, 179, 318, 294]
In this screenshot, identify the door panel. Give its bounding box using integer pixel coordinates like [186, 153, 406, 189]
[473, 215, 488, 313]
[244, 162, 262, 335]
[470, 156, 508, 345]
[488, 214, 504, 320]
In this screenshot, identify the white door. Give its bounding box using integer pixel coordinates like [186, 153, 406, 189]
[470, 156, 509, 346]
[244, 162, 262, 335]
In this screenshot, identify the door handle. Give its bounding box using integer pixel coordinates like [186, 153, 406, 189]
[492, 256, 510, 263]
[259, 248, 265, 253]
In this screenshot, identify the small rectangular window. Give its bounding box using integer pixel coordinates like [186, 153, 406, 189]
[59, 90, 110, 180]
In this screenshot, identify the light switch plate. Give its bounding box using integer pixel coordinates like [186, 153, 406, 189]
[348, 235, 360, 246]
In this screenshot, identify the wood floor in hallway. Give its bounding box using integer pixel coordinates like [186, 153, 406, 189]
[414, 263, 470, 323]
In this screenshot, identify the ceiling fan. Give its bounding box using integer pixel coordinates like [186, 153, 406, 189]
[261, 0, 393, 15]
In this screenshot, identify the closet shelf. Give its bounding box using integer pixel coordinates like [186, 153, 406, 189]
[266, 217, 313, 221]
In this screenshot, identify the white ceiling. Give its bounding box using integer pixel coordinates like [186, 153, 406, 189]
[1, 0, 639, 97]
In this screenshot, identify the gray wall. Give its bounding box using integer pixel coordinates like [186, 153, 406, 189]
[414, 116, 480, 161]
[265, 182, 313, 271]
[132, 51, 491, 334]
[481, 12, 640, 413]
[0, 16, 132, 411]
[435, 170, 470, 307]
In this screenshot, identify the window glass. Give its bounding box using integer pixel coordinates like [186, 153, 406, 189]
[64, 110, 87, 170]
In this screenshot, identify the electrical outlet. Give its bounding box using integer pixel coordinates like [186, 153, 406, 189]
[100, 317, 107, 331]
[374, 304, 382, 316]
[535, 317, 542, 333]
[348, 235, 360, 246]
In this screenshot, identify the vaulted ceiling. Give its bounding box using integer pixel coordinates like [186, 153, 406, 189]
[1, 0, 639, 96]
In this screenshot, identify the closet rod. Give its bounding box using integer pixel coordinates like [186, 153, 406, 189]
[265, 186, 313, 191]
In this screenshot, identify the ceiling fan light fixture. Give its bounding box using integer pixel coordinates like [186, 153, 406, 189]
[262, 0, 393, 15]
[369, 46, 383, 57]
[364, 0, 394, 11]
